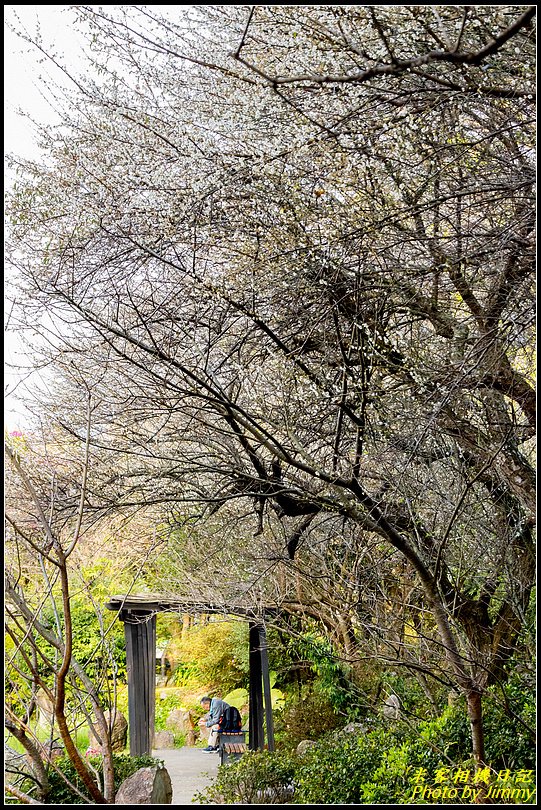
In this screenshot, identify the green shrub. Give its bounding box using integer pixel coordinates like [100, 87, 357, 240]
[280, 632, 355, 714]
[294, 728, 391, 804]
[44, 753, 163, 804]
[273, 686, 343, 750]
[194, 683, 536, 806]
[406, 671, 536, 775]
[168, 620, 249, 693]
[195, 750, 295, 805]
[480, 672, 536, 771]
[171, 661, 200, 687]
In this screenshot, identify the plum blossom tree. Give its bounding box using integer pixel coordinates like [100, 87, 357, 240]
[5, 5, 535, 768]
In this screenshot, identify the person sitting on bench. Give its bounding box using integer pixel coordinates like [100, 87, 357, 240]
[198, 695, 229, 752]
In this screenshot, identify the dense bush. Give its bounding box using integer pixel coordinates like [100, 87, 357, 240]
[195, 679, 536, 806]
[167, 620, 250, 692]
[44, 754, 163, 804]
[441, 672, 536, 773]
[294, 728, 392, 804]
[273, 686, 343, 751]
[195, 750, 295, 805]
[277, 631, 356, 714]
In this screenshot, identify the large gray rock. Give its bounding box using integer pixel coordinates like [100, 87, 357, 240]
[383, 694, 400, 720]
[153, 730, 175, 748]
[296, 739, 317, 757]
[341, 722, 367, 734]
[115, 766, 172, 805]
[165, 708, 193, 734]
[89, 710, 128, 753]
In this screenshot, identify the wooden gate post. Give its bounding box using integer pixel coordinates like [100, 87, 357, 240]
[121, 609, 156, 756]
[259, 624, 275, 752]
[248, 622, 264, 750]
[248, 622, 275, 752]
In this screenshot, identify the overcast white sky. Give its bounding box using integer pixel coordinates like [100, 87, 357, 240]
[4, 6, 182, 432]
[4, 6, 81, 157]
[4, 6, 82, 431]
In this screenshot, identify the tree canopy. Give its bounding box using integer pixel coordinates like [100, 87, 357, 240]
[5, 5, 536, 768]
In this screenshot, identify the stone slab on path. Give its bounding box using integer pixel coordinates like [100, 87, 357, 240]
[152, 747, 220, 805]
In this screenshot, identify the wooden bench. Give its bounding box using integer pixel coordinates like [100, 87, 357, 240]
[223, 741, 247, 754]
[218, 731, 247, 765]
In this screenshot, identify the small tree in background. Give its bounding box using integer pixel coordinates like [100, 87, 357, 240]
[4, 426, 161, 803]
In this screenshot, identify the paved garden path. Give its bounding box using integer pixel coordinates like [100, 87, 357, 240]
[153, 747, 220, 805]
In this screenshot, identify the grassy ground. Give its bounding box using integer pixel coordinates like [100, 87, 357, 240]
[6, 683, 212, 759]
[5, 724, 93, 756]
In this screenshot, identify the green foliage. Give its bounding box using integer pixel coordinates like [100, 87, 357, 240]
[169, 620, 249, 693]
[440, 672, 536, 772]
[274, 686, 343, 750]
[13, 754, 162, 805]
[195, 750, 295, 805]
[68, 602, 126, 682]
[408, 708, 468, 772]
[281, 631, 356, 714]
[171, 661, 200, 687]
[381, 670, 447, 719]
[488, 674, 536, 770]
[222, 687, 248, 711]
[224, 671, 284, 715]
[266, 671, 286, 710]
[154, 693, 184, 731]
[196, 681, 537, 805]
[6, 557, 128, 709]
[293, 729, 391, 804]
[109, 754, 164, 786]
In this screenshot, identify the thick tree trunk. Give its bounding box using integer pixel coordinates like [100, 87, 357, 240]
[466, 689, 486, 767]
[361, 502, 489, 766]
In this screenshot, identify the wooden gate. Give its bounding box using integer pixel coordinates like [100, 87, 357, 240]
[106, 595, 275, 757]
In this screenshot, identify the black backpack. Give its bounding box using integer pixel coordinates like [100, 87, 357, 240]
[217, 705, 242, 732]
